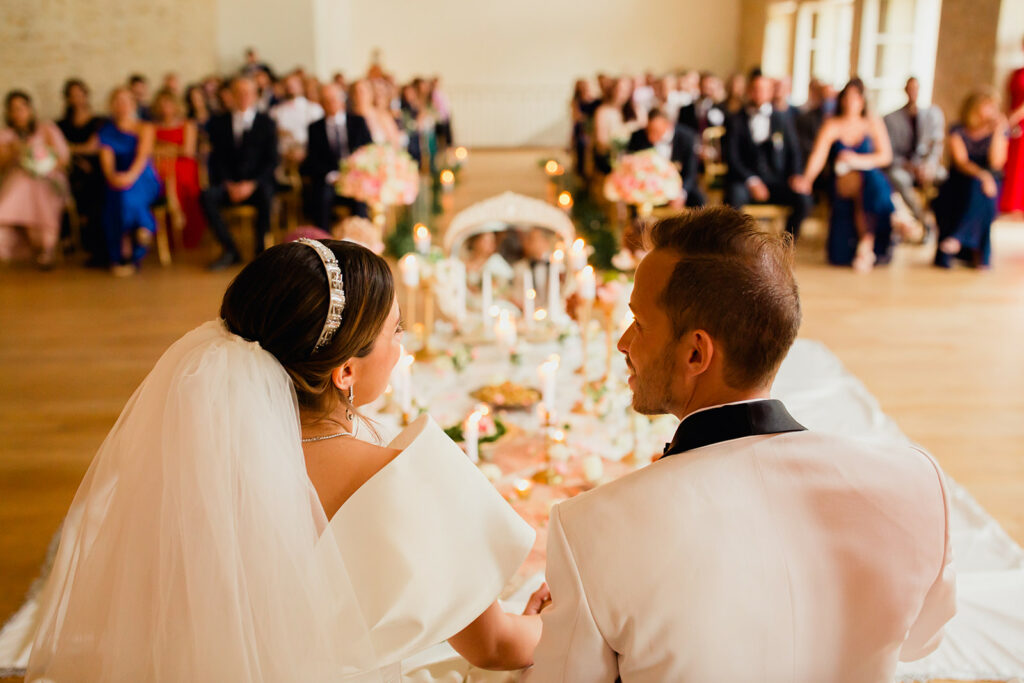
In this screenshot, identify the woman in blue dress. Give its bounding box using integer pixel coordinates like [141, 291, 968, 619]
[932, 91, 1008, 269]
[98, 87, 161, 275]
[794, 78, 895, 272]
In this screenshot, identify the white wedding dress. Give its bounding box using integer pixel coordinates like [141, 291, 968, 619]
[16, 321, 534, 682]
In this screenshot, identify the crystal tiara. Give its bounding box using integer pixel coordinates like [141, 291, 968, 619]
[296, 238, 346, 354]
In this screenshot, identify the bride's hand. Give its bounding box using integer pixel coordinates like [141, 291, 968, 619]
[523, 582, 551, 615]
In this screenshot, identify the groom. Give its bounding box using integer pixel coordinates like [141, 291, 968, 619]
[525, 207, 955, 681]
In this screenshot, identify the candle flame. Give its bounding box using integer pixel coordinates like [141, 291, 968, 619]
[557, 191, 573, 208]
[414, 224, 429, 240]
[454, 146, 468, 160]
[526, 288, 537, 300]
[552, 249, 565, 263]
[572, 238, 585, 252]
[440, 169, 455, 185]
[544, 159, 559, 175]
[533, 308, 548, 321]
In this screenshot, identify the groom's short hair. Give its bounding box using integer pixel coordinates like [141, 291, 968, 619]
[647, 206, 801, 390]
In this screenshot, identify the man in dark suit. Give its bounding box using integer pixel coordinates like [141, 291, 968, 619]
[301, 83, 373, 231]
[627, 108, 705, 207]
[795, 78, 837, 164]
[723, 75, 810, 237]
[677, 73, 726, 135]
[200, 76, 279, 270]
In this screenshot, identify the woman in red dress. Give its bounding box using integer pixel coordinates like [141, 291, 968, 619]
[151, 89, 206, 248]
[999, 38, 1024, 215]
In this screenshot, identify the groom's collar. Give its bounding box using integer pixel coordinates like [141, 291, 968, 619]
[661, 399, 805, 458]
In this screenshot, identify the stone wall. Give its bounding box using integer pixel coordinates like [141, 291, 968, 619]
[0, 0, 217, 120]
[931, 0, 1004, 124]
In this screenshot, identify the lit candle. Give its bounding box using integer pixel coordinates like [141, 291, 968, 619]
[533, 308, 548, 323]
[513, 478, 533, 499]
[524, 288, 536, 329]
[547, 248, 564, 320]
[544, 159, 561, 176]
[576, 265, 596, 301]
[538, 354, 560, 423]
[481, 267, 494, 328]
[440, 169, 455, 190]
[494, 309, 518, 353]
[569, 238, 587, 272]
[413, 224, 431, 255]
[454, 146, 468, 161]
[399, 254, 420, 288]
[464, 404, 488, 463]
[557, 191, 573, 210]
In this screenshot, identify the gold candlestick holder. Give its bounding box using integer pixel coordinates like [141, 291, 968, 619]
[413, 280, 439, 362]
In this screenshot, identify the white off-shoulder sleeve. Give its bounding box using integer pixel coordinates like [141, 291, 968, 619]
[324, 415, 535, 668]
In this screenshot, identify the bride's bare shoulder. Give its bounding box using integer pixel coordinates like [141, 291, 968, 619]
[304, 438, 403, 520]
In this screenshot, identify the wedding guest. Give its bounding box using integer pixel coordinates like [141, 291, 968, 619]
[151, 89, 207, 249]
[525, 207, 955, 681]
[400, 83, 434, 166]
[304, 75, 323, 106]
[200, 76, 278, 270]
[302, 83, 372, 230]
[932, 90, 1008, 269]
[430, 77, 454, 150]
[721, 73, 747, 117]
[217, 81, 236, 115]
[677, 72, 726, 134]
[723, 75, 808, 237]
[162, 72, 182, 98]
[999, 36, 1024, 215]
[253, 68, 276, 113]
[677, 70, 701, 106]
[128, 74, 151, 121]
[795, 78, 895, 272]
[627, 109, 704, 207]
[632, 73, 657, 116]
[202, 76, 225, 115]
[570, 79, 600, 179]
[58, 78, 108, 265]
[271, 73, 324, 162]
[332, 72, 347, 91]
[0, 91, 70, 268]
[796, 78, 837, 163]
[773, 76, 796, 124]
[242, 47, 275, 80]
[594, 77, 643, 174]
[184, 85, 211, 129]
[370, 79, 406, 147]
[649, 76, 677, 124]
[98, 87, 162, 275]
[884, 77, 945, 237]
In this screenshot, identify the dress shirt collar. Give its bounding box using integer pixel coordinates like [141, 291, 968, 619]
[329, 111, 347, 126]
[661, 399, 805, 458]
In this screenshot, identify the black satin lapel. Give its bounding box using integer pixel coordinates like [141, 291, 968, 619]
[661, 400, 806, 458]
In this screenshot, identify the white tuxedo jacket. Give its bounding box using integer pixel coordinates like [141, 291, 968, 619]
[525, 408, 955, 682]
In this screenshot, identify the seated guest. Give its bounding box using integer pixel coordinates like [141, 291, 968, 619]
[796, 78, 837, 164]
[253, 68, 277, 113]
[301, 83, 372, 231]
[795, 78, 895, 272]
[200, 76, 278, 270]
[0, 90, 69, 268]
[58, 78, 107, 266]
[128, 74, 151, 121]
[773, 76, 796, 125]
[400, 82, 434, 167]
[427, 77, 454, 151]
[885, 77, 945, 238]
[362, 79, 404, 147]
[677, 72, 726, 134]
[185, 85, 211, 130]
[594, 77, 643, 174]
[627, 109, 705, 207]
[932, 90, 1008, 269]
[570, 79, 600, 180]
[162, 72, 182, 99]
[151, 89, 207, 249]
[723, 75, 809, 237]
[271, 73, 324, 163]
[525, 208, 955, 682]
[98, 87, 162, 275]
[721, 73, 747, 116]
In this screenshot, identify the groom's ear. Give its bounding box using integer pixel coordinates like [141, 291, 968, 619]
[680, 329, 714, 378]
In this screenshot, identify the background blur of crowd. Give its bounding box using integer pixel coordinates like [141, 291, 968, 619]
[570, 57, 1024, 272]
[0, 47, 453, 273]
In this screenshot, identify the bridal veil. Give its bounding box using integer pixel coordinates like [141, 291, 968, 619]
[26, 320, 382, 681]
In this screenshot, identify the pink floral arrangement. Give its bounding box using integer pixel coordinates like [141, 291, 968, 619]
[337, 144, 420, 206]
[603, 149, 683, 206]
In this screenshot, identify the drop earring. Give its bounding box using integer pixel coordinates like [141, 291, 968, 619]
[346, 386, 355, 423]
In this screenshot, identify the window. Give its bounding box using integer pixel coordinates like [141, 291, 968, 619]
[791, 0, 856, 104]
[857, 0, 943, 114]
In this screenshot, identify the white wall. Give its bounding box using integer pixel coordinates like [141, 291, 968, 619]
[215, 0, 318, 76]
[995, 0, 1024, 100]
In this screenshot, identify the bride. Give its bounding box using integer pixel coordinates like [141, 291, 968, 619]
[26, 238, 547, 681]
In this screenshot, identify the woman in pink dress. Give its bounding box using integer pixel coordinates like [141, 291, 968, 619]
[151, 89, 206, 249]
[999, 37, 1024, 215]
[0, 91, 70, 268]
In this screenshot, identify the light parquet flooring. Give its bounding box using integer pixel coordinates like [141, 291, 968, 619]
[1, 149, 1022, 683]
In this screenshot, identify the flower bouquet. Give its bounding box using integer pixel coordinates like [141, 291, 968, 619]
[337, 144, 420, 227]
[603, 149, 683, 211]
[444, 411, 508, 444]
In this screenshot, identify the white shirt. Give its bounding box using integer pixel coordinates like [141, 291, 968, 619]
[270, 96, 324, 149]
[749, 103, 773, 145]
[231, 108, 257, 145]
[652, 128, 674, 162]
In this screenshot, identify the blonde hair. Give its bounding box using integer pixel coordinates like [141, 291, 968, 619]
[961, 89, 998, 130]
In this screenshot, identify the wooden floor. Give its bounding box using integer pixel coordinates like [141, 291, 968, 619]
[1, 149, 1022, 682]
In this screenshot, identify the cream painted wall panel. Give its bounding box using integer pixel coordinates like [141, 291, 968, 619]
[0, 0, 216, 120]
[215, 0, 317, 75]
